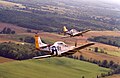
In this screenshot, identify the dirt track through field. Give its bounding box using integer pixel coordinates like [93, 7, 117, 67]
[0, 57, 14, 63]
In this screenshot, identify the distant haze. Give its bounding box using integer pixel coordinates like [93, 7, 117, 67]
[74, 0, 120, 5]
[98, 0, 120, 5]
[75, 0, 120, 5]
[103, 0, 120, 5]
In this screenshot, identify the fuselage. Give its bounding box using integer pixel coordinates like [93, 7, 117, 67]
[41, 41, 75, 56]
[66, 29, 82, 37]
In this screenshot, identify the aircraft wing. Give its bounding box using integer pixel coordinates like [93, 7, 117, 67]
[33, 55, 53, 59]
[62, 42, 95, 55]
[74, 29, 91, 36]
[68, 42, 94, 52]
[81, 29, 91, 34]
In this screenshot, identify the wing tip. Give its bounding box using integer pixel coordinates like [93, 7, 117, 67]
[89, 42, 95, 45]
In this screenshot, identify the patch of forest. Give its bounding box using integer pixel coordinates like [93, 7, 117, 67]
[0, 42, 36, 60]
[4, 0, 120, 31]
[0, 9, 107, 32]
[88, 36, 120, 47]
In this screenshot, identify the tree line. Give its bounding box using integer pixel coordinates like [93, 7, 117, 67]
[68, 55, 120, 78]
[0, 9, 108, 33]
[88, 36, 120, 47]
[0, 42, 45, 60]
[0, 27, 15, 34]
[19, 36, 35, 44]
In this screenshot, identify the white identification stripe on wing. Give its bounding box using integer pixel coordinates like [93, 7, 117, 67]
[33, 55, 52, 59]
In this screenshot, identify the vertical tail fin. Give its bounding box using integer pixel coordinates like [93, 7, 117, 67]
[63, 26, 68, 32]
[63, 26, 68, 35]
[35, 34, 48, 50]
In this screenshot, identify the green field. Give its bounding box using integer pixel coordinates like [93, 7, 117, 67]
[106, 51, 120, 57]
[101, 49, 120, 57]
[0, 57, 110, 78]
[91, 47, 120, 57]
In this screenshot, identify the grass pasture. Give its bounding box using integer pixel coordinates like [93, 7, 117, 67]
[0, 57, 110, 78]
[104, 50, 120, 57]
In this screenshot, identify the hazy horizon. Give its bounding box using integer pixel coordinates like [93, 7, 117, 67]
[103, 0, 120, 5]
[74, 0, 120, 5]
